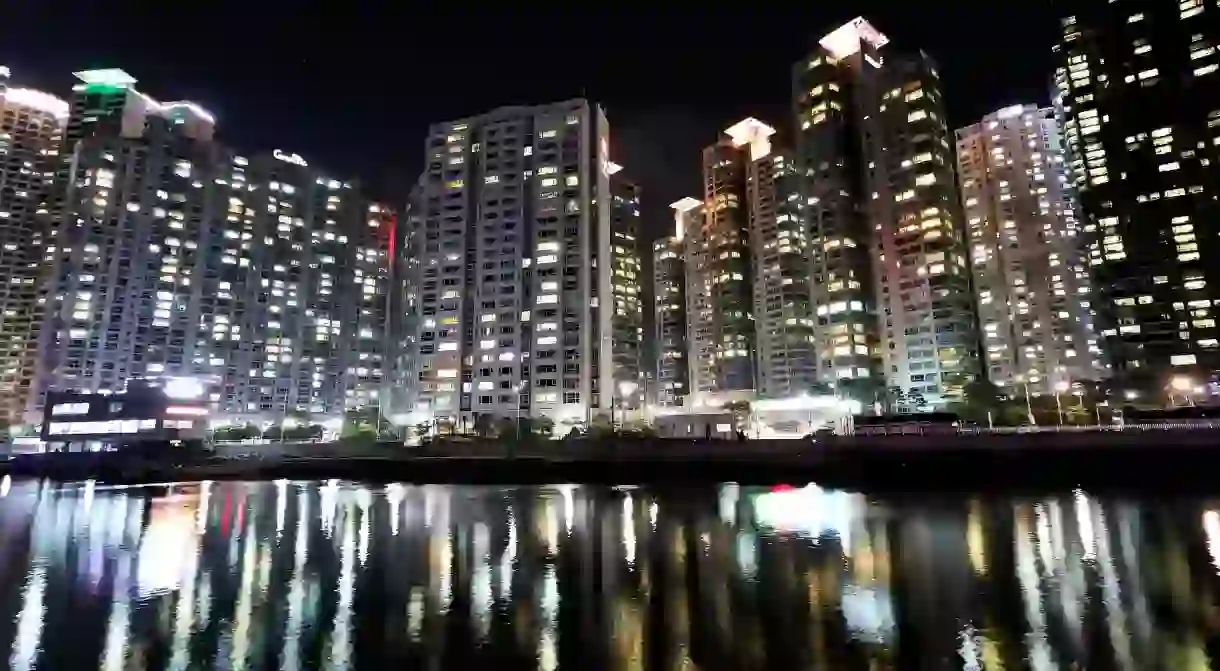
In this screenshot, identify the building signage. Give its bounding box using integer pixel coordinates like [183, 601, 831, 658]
[273, 149, 308, 167]
[51, 402, 90, 416]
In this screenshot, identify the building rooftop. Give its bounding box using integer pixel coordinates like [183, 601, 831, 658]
[819, 17, 889, 59]
[3, 88, 69, 119]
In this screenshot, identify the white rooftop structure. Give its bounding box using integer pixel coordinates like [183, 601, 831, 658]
[72, 68, 139, 87]
[670, 197, 701, 241]
[819, 17, 890, 59]
[2, 88, 69, 119]
[724, 117, 776, 161]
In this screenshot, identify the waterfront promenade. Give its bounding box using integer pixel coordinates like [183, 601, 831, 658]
[4, 427, 1220, 490]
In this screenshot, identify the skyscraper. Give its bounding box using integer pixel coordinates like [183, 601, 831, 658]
[387, 180, 423, 420]
[729, 120, 817, 399]
[31, 69, 392, 424]
[1055, 5, 1220, 392]
[399, 100, 618, 429]
[677, 119, 816, 406]
[794, 17, 978, 409]
[606, 163, 644, 411]
[653, 200, 696, 408]
[0, 67, 68, 424]
[956, 104, 1102, 395]
[690, 130, 757, 404]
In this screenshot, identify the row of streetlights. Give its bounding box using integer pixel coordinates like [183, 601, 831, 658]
[1011, 376, 1107, 426]
[1012, 374, 1211, 426]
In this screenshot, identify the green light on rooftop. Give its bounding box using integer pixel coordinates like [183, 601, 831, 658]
[72, 68, 137, 90]
[73, 83, 129, 94]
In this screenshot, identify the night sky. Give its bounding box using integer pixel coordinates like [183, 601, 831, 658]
[1, 3, 1061, 240]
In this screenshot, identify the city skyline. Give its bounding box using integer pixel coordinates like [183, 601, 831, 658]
[5, 5, 1220, 432]
[0, 6, 1060, 239]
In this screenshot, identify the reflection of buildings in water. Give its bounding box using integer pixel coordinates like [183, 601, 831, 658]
[12, 480, 1220, 669]
[137, 493, 200, 597]
[2, 483, 171, 668]
[0, 483, 979, 667]
[1003, 492, 1220, 670]
[28, 483, 147, 590]
[886, 501, 978, 669]
[9, 564, 44, 671]
[714, 484, 898, 668]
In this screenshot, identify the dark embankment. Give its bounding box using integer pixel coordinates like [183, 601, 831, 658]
[4, 430, 1220, 492]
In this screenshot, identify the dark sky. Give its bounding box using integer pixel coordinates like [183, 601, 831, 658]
[1, 3, 1060, 239]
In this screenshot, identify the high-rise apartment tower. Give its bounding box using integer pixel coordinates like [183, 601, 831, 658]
[686, 130, 758, 404]
[653, 199, 696, 408]
[728, 119, 817, 399]
[400, 100, 619, 429]
[956, 104, 1102, 394]
[794, 17, 978, 409]
[607, 163, 644, 410]
[0, 67, 68, 423]
[32, 69, 392, 424]
[1055, 5, 1220, 391]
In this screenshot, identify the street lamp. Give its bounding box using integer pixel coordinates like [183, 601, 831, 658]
[1014, 374, 1036, 425]
[1054, 380, 1070, 426]
[1170, 375, 1195, 407]
[514, 382, 525, 442]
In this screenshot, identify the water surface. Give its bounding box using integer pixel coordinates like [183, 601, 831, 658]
[0, 479, 1217, 669]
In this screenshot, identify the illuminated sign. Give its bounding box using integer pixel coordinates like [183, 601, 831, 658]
[273, 149, 308, 167]
[51, 402, 90, 416]
[165, 406, 208, 416]
[163, 377, 204, 400]
[48, 419, 157, 435]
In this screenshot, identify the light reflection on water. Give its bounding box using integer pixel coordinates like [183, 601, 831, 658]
[0, 480, 1218, 668]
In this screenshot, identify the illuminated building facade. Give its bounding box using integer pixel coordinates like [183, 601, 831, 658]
[956, 104, 1102, 394]
[30, 69, 392, 424]
[1055, 6, 1220, 390]
[0, 479, 1209, 668]
[653, 200, 694, 408]
[679, 119, 817, 405]
[400, 100, 615, 428]
[41, 378, 210, 448]
[794, 17, 979, 409]
[731, 119, 817, 399]
[685, 125, 762, 404]
[679, 196, 717, 403]
[607, 164, 644, 410]
[386, 181, 423, 420]
[0, 67, 67, 424]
